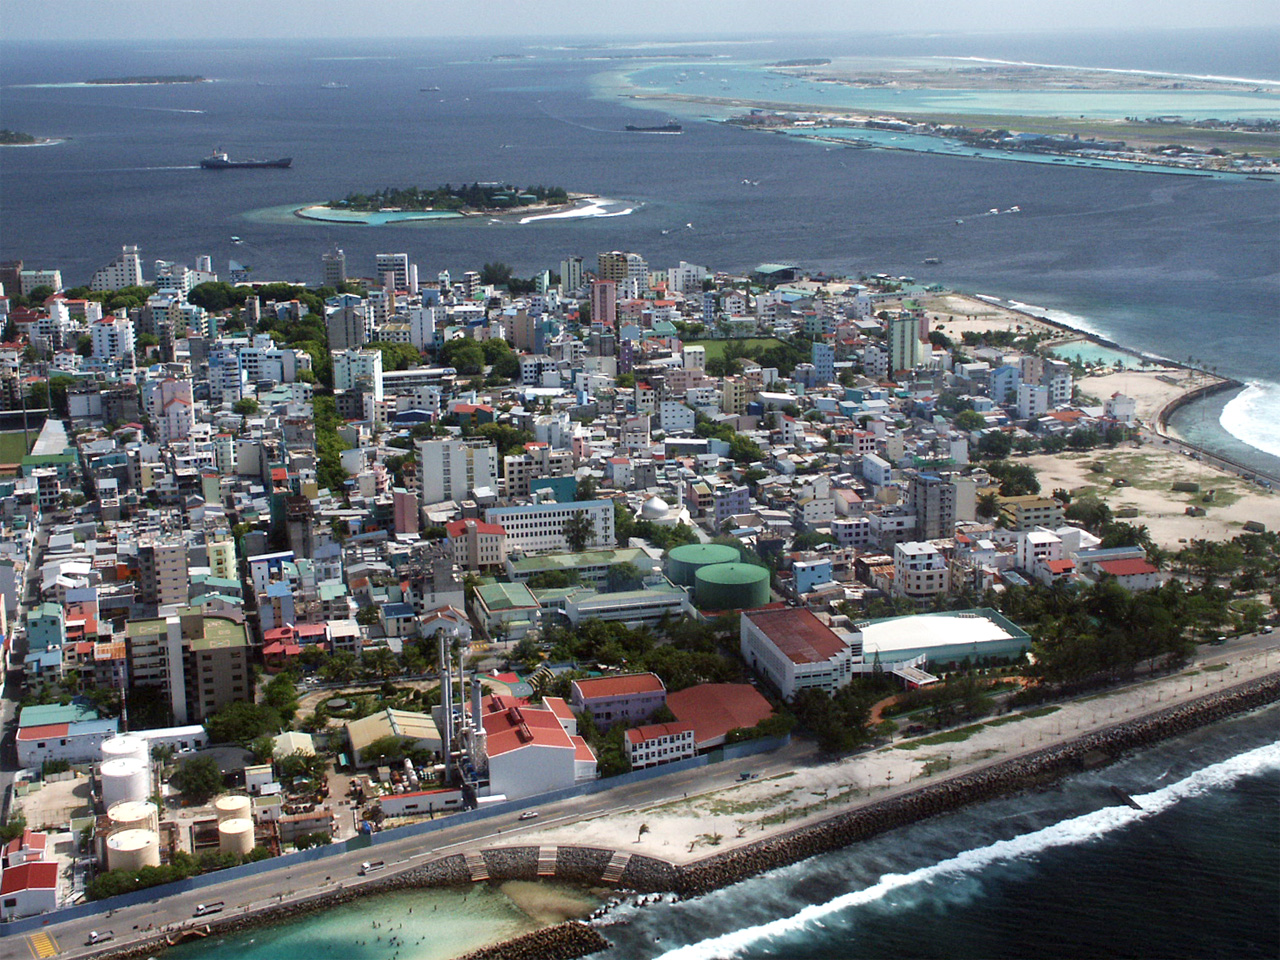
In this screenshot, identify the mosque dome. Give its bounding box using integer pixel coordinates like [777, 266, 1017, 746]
[640, 495, 671, 520]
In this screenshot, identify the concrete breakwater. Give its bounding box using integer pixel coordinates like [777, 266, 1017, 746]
[674, 671, 1280, 896]
[452, 922, 609, 960]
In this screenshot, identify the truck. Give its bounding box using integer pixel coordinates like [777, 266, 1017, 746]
[359, 860, 386, 875]
[193, 901, 224, 917]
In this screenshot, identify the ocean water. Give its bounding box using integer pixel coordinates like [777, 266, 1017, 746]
[591, 704, 1280, 960]
[0, 29, 1276, 467]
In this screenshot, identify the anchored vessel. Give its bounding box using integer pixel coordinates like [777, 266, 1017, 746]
[200, 150, 292, 169]
[625, 121, 683, 134]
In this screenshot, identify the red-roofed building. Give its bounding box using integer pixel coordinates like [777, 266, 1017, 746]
[569, 673, 666, 730]
[445, 518, 507, 571]
[668, 683, 776, 750]
[0, 861, 58, 919]
[473, 694, 596, 799]
[1095, 557, 1160, 590]
[378, 786, 464, 818]
[624, 721, 695, 770]
[740, 607, 856, 698]
[2, 829, 49, 869]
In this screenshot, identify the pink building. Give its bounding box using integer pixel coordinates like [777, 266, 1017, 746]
[569, 673, 667, 730]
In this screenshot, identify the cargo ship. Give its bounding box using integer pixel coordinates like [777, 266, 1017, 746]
[200, 150, 292, 169]
[624, 121, 683, 134]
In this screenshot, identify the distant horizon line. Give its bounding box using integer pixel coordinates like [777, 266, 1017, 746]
[3, 24, 1280, 44]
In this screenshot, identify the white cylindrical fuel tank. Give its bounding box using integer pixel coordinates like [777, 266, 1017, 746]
[218, 818, 254, 857]
[101, 735, 150, 766]
[107, 800, 159, 834]
[101, 757, 151, 807]
[214, 794, 252, 823]
[106, 829, 160, 871]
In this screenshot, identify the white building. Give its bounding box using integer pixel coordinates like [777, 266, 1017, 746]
[740, 607, 858, 699]
[90, 245, 144, 291]
[142, 378, 195, 445]
[90, 315, 135, 360]
[375, 252, 410, 291]
[0, 861, 58, 919]
[333, 348, 384, 399]
[475, 695, 596, 801]
[624, 721, 696, 769]
[659, 400, 696, 434]
[484, 499, 614, 555]
[408, 305, 439, 351]
[417, 437, 498, 506]
[893, 541, 949, 599]
[1017, 383, 1049, 419]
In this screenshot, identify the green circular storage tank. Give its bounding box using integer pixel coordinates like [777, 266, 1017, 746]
[694, 562, 771, 610]
[665, 542, 741, 587]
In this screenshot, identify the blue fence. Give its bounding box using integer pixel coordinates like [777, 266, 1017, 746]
[0, 734, 789, 937]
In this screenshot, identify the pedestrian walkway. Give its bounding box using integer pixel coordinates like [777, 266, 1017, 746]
[27, 930, 58, 958]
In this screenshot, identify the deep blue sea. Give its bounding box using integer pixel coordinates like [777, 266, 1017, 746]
[1, 29, 1278, 471]
[599, 704, 1280, 960]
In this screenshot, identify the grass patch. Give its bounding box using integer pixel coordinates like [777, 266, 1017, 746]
[1023, 705, 1061, 718]
[1203, 663, 1229, 672]
[0, 431, 34, 464]
[896, 722, 987, 749]
[984, 714, 1028, 727]
[684, 338, 784, 360]
[704, 788, 798, 816]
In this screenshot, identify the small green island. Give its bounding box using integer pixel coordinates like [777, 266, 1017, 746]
[326, 182, 569, 213]
[0, 129, 39, 145]
[85, 75, 207, 85]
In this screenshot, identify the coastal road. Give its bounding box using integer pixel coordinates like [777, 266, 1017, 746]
[33, 740, 820, 959]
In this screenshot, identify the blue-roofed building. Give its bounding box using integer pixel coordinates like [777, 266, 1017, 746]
[25, 603, 65, 654]
[379, 602, 418, 638]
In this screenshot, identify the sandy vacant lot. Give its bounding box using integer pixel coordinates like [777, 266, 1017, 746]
[1024, 445, 1279, 547]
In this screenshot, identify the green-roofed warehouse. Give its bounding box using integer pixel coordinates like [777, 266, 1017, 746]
[665, 542, 740, 587]
[694, 562, 771, 610]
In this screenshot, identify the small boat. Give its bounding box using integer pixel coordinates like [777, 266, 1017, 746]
[201, 150, 291, 169]
[230, 236, 243, 243]
[1110, 785, 1143, 810]
[923, 257, 940, 265]
[320, 81, 348, 89]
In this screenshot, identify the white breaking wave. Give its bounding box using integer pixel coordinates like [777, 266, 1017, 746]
[656, 740, 1280, 960]
[1220, 381, 1280, 460]
[931, 56, 1280, 88]
[518, 200, 634, 223]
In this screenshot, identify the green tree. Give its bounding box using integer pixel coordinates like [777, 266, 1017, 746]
[439, 337, 485, 374]
[205, 701, 283, 744]
[367, 340, 423, 371]
[171, 756, 224, 803]
[233, 398, 260, 416]
[360, 735, 410, 764]
[954, 410, 986, 431]
[480, 262, 514, 287]
[563, 510, 594, 552]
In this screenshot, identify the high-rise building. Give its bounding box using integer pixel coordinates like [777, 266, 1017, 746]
[812, 341, 835, 383]
[90, 315, 136, 360]
[137, 537, 189, 609]
[375, 253, 410, 292]
[908, 472, 957, 541]
[0, 260, 22, 297]
[325, 294, 368, 351]
[416, 437, 498, 505]
[322, 246, 347, 287]
[597, 251, 648, 288]
[333, 348, 384, 399]
[559, 256, 583, 295]
[888, 314, 921, 375]
[590, 280, 617, 326]
[90, 245, 144, 291]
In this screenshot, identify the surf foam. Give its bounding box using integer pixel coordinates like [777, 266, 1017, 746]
[656, 740, 1280, 960]
[1220, 381, 1280, 460]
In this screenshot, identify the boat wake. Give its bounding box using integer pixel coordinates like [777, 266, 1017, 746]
[1220, 380, 1280, 460]
[656, 741, 1280, 960]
